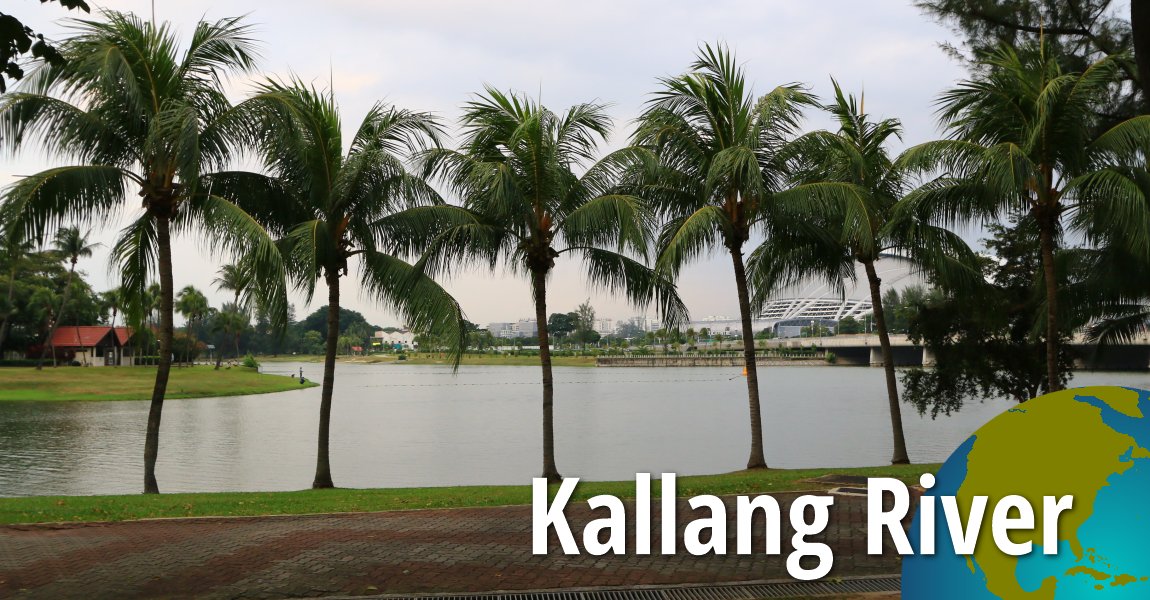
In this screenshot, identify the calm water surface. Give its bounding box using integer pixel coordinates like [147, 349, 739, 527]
[1, 363, 1147, 497]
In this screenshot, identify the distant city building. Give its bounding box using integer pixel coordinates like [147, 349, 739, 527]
[685, 316, 774, 336]
[514, 318, 538, 338]
[373, 330, 414, 349]
[759, 255, 928, 337]
[487, 319, 538, 339]
[594, 318, 614, 336]
[488, 322, 516, 339]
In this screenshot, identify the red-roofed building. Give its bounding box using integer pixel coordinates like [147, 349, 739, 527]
[45, 326, 137, 366]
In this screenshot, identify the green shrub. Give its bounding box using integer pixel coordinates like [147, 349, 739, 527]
[242, 353, 260, 369]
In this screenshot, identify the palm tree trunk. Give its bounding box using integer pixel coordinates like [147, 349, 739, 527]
[187, 320, 195, 367]
[0, 269, 16, 355]
[730, 247, 767, 470]
[313, 271, 340, 489]
[37, 264, 76, 370]
[862, 259, 910, 465]
[144, 216, 175, 494]
[1038, 220, 1062, 392]
[1132, 0, 1150, 109]
[532, 268, 561, 483]
[110, 307, 119, 367]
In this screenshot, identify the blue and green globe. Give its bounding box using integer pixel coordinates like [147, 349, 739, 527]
[903, 386, 1150, 599]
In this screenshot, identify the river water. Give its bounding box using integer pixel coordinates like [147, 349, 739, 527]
[1, 363, 1147, 497]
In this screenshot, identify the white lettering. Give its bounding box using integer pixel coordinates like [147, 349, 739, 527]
[992, 495, 1034, 556]
[683, 495, 726, 555]
[867, 478, 912, 555]
[789, 496, 834, 580]
[532, 477, 580, 554]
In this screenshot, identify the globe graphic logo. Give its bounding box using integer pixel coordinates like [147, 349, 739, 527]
[902, 386, 1150, 599]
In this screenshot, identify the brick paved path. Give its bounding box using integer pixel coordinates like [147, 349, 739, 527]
[0, 492, 903, 599]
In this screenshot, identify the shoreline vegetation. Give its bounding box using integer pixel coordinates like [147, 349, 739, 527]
[0, 464, 934, 525]
[263, 353, 600, 367]
[0, 366, 317, 402]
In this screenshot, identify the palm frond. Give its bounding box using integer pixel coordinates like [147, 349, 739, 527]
[655, 206, 730, 274]
[110, 214, 158, 328]
[559, 194, 652, 259]
[578, 247, 689, 330]
[359, 250, 468, 368]
[1, 165, 133, 242]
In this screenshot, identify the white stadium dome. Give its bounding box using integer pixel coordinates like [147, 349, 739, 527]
[759, 255, 928, 324]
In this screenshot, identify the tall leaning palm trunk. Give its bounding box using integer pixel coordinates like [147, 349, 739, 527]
[144, 219, 175, 491]
[861, 260, 908, 463]
[314, 271, 341, 488]
[727, 233, 766, 466]
[0, 12, 281, 493]
[531, 266, 559, 478]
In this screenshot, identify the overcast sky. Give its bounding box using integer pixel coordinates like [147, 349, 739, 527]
[5, 0, 971, 328]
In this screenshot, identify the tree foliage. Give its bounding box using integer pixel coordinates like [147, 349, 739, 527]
[901, 219, 1076, 417]
[0, 0, 90, 93]
[916, 0, 1144, 115]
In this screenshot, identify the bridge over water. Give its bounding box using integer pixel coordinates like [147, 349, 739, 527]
[761, 333, 1150, 370]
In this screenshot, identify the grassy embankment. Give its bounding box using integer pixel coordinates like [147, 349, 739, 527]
[0, 464, 935, 525]
[262, 353, 598, 367]
[0, 365, 317, 402]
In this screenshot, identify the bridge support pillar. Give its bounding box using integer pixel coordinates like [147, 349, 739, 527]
[869, 346, 883, 367]
[922, 347, 936, 367]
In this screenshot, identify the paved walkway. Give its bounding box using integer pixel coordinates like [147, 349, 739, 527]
[0, 492, 903, 599]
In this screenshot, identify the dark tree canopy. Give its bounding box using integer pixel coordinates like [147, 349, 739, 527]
[297, 306, 379, 338]
[900, 219, 1076, 417]
[0, 244, 104, 354]
[916, 0, 1148, 114]
[0, 0, 90, 92]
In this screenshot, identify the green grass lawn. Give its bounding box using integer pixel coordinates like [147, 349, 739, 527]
[0, 464, 936, 525]
[0, 365, 317, 402]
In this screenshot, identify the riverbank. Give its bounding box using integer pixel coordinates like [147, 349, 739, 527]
[0, 365, 317, 402]
[262, 353, 598, 367]
[0, 463, 933, 525]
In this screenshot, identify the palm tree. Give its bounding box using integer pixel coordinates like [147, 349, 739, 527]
[213, 263, 250, 310]
[216, 80, 468, 489]
[36, 227, 99, 369]
[634, 44, 848, 469]
[176, 285, 209, 366]
[0, 233, 34, 355]
[899, 41, 1150, 393]
[748, 81, 979, 464]
[418, 88, 687, 482]
[0, 12, 284, 493]
[211, 303, 248, 363]
[98, 286, 127, 366]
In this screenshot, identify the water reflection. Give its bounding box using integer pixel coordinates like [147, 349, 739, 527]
[1, 364, 1146, 497]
